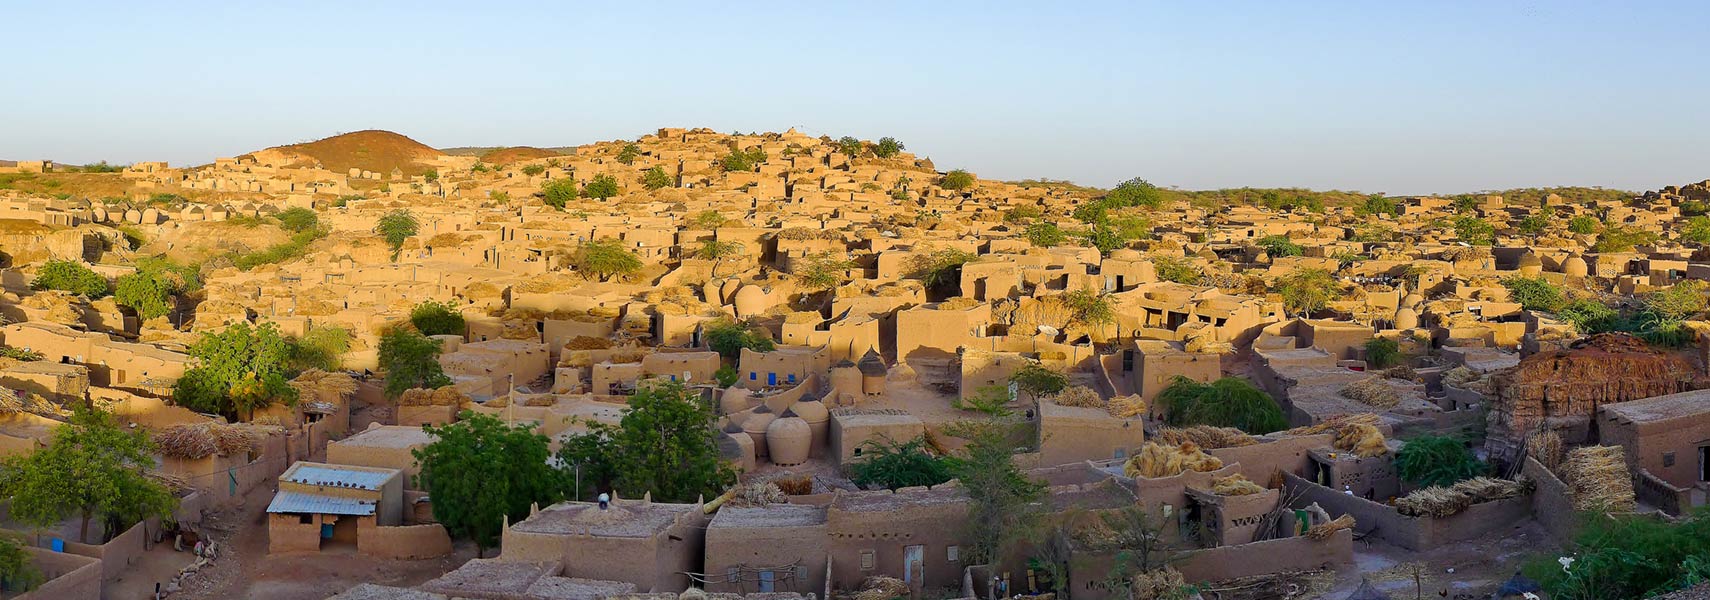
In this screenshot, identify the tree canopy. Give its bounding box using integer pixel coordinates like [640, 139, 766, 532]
[583, 174, 621, 200]
[374, 209, 419, 261]
[874, 136, 905, 158]
[947, 420, 1045, 565]
[415, 411, 566, 556]
[31, 259, 109, 297]
[794, 251, 856, 290]
[569, 238, 643, 282]
[174, 321, 297, 419]
[0, 409, 175, 544]
[410, 300, 466, 337]
[616, 143, 640, 165]
[1275, 268, 1337, 317]
[379, 327, 453, 399]
[275, 207, 320, 233]
[1502, 276, 1566, 312]
[849, 436, 957, 490]
[703, 319, 775, 359]
[940, 169, 976, 191]
[1025, 222, 1066, 248]
[1452, 216, 1495, 246]
[541, 178, 579, 209]
[642, 166, 673, 190]
[1156, 376, 1286, 434]
[555, 381, 735, 503]
[114, 258, 199, 321]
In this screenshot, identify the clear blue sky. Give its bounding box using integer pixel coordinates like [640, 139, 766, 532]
[2, 1, 1706, 194]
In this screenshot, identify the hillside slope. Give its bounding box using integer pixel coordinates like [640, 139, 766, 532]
[248, 130, 445, 176]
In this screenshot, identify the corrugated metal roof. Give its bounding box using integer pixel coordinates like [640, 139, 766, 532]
[266, 491, 377, 516]
[285, 465, 393, 490]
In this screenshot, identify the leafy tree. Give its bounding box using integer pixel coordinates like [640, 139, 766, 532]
[1062, 289, 1115, 328]
[1156, 376, 1286, 434]
[1592, 227, 1659, 253]
[1647, 280, 1709, 323]
[422, 170, 439, 183]
[583, 174, 621, 200]
[908, 248, 977, 296]
[1105, 177, 1165, 209]
[1256, 235, 1303, 257]
[874, 137, 905, 158]
[1004, 205, 1043, 223]
[836, 136, 864, 156]
[1567, 215, 1600, 234]
[947, 419, 1046, 565]
[379, 327, 453, 399]
[720, 146, 766, 172]
[31, 259, 109, 297]
[849, 436, 956, 490]
[541, 178, 579, 209]
[1352, 223, 1396, 242]
[555, 381, 735, 503]
[1151, 255, 1202, 284]
[0, 537, 41, 592]
[1364, 337, 1402, 369]
[374, 209, 419, 261]
[290, 325, 351, 372]
[275, 207, 320, 233]
[713, 365, 739, 388]
[415, 412, 565, 556]
[410, 300, 466, 336]
[642, 166, 673, 190]
[1009, 364, 1067, 400]
[940, 169, 975, 191]
[1276, 268, 1337, 317]
[174, 322, 297, 419]
[1082, 223, 1132, 256]
[1025, 222, 1066, 248]
[695, 239, 744, 278]
[690, 210, 724, 229]
[1354, 194, 1400, 217]
[616, 143, 641, 165]
[1072, 201, 1111, 225]
[1453, 216, 1495, 246]
[520, 164, 546, 177]
[569, 238, 643, 282]
[1683, 216, 1710, 245]
[794, 251, 855, 290]
[953, 385, 1015, 417]
[0, 409, 175, 544]
[1502, 276, 1565, 312]
[1393, 434, 1483, 487]
[703, 319, 774, 359]
[1516, 213, 1551, 235]
[114, 259, 198, 321]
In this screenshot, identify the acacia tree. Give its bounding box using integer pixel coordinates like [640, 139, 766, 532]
[695, 239, 744, 278]
[583, 174, 621, 200]
[874, 137, 905, 158]
[940, 169, 976, 191]
[1026, 222, 1066, 248]
[415, 412, 566, 557]
[555, 381, 735, 503]
[0, 409, 175, 544]
[410, 300, 466, 336]
[379, 327, 453, 399]
[570, 238, 642, 282]
[947, 419, 1046, 566]
[616, 143, 641, 165]
[114, 259, 198, 321]
[643, 166, 673, 190]
[174, 321, 297, 420]
[1062, 289, 1116, 329]
[31, 259, 109, 297]
[795, 251, 856, 290]
[541, 179, 578, 209]
[1276, 268, 1337, 317]
[374, 209, 419, 261]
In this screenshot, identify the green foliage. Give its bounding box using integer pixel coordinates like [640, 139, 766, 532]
[470, 162, 489, 173]
[410, 300, 466, 337]
[690, 210, 725, 229]
[0, 346, 44, 362]
[1525, 507, 1710, 600]
[555, 381, 735, 503]
[953, 385, 1015, 417]
[1354, 194, 1400, 217]
[849, 436, 956, 490]
[1516, 213, 1551, 235]
[1025, 222, 1066, 248]
[1009, 364, 1067, 399]
[331, 194, 363, 208]
[117, 225, 148, 250]
[1151, 255, 1202, 284]
[224, 214, 269, 228]
[616, 143, 641, 165]
[0, 536, 41, 592]
[541, 178, 579, 209]
[1072, 201, 1111, 224]
[1352, 223, 1396, 242]
[836, 136, 864, 156]
[1502, 276, 1566, 312]
[583, 174, 621, 200]
[908, 248, 977, 295]
[113, 258, 198, 321]
[713, 366, 739, 388]
[1592, 227, 1659, 253]
[720, 146, 767, 172]
[1105, 177, 1165, 209]
[1062, 289, 1115, 327]
[275, 207, 319, 233]
[947, 420, 1046, 565]
[1558, 298, 1618, 333]
[0, 409, 175, 544]
[174, 322, 297, 419]
[520, 164, 546, 177]
[703, 319, 775, 359]
[422, 170, 438, 183]
[1256, 235, 1303, 257]
[415, 412, 565, 555]
[642, 166, 673, 190]
[290, 325, 350, 372]
[1567, 215, 1600, 234]
[68, 160, 124, 173]
[1004, 205, 1043, 223]
[1157, 376, 1286, 434]
[1647, 280, 1709, 323]
[569, 238, 643, 282]
[31, 259, 109, 297]
[1393, 434, 1483, 487]
[874, 137, 905, 158]
[374, 209, 419, 261]
[1276, 268, 1336, 317]
[1364, 337, 1402, 369]
[232, 227, 325, 270]
[1453, 216, 1495, 245]
[1683, 216, 1710, 245]
[794, 251, 855, 290]
[379, 327, 452, 399]
[940, 169, 975, 191]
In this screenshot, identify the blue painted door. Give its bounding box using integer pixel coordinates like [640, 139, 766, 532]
[321, 523, 335, 539]
[759, 571, 775, 592]
[767, 372, 777, 386]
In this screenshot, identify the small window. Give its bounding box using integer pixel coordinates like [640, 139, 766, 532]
[750, 372, 757, 381]
[947, 545, 960, 562]
[298, 513, 313, 524]
[727, 567, 740, 582]
[860, 550, 876, 571]
[1665, 452, 1676, 467]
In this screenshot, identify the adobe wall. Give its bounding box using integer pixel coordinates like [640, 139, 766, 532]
[1174, 529, 1352, 583]
[1282, 473, 1532, 551]
[356, 521, 452, 560]
[704, 522, 828, 595]
[825, 495, 968, 592]
[268, 512, 326, 554]
[1037, 403, 1143, 466]
[1522, 457, 1577, 541]
[60, 516, 155, 582]
[16, 547, 101, 600]
[1206, 434, 1330, 481]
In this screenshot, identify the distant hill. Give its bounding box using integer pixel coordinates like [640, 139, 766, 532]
[441, 146, 577, 164]
[0, 160, 14, 168]
[247, 130, 446, 176]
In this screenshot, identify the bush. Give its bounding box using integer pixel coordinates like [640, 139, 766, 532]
[874, 137, 905, 158]
[1502, 276, 1565, 312]
[233, 228, 325, 270]
[1557, 298, 1618, 333]
[643, 166, 673, 190]
[1453, 216, 1495, 246]
[1567, 215, 1600, 234]
[1354, 194, 1400, 217]
[849, 437, 957, 490]
[616, 143, 640, 165]
[1276, 268, 1336, 317]
[940, 169, 975, 191]
[1156, 376, 1286, 434]
[541, 179, 578, 209]
[953, 385, 1015, 417]
[1105, 177, 1164, 209]
[1593, 227, 1659, 253]
[1025, 222, 1065, 248]
[290, 325, 351, 372]
[520, 164, 546, 177]
[1393, 434, 1483, 487]
[275, 207, 319, 233]
[1365, 337, 1402, 369]
[1256, 235, 1302, 257]
[31, 260, 109, 297]
[713, 366, 739, 388]
[703, 320, 774, 360]
[720, 147, 766, 172]
[410, 300, 466, 336]
[569, 238, 642, 282]
[1516, 213, 1551, 234]
[1004, 205, 1043, 223]
[1152, 255, 1202, 284]
[1009, 364, 1067, 399]
[1525, 508, 1710, 600]
[1683, 216, 1710, 245]
[836, 136, 863, 156]
[583, 174, 620, 200]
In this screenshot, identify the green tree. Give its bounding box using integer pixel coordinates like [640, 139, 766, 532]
[690, 210, 724, 229]
[1567, 215, 1600, 234]
[908, 248, 977, 296]
[695, 239, 744, 278]
[1276, 268, 1337, 317]
[520, 164, 546, 177]
[410, 300, 466, 336]
[415, 412, 566, 556]
[1393, 434, 1483, 488]
[1453, 216, 1496, 245]
[1683, 216, 1710, 245]
[1009, 364, 1067, 400]
[290, 325, 351, 372]
[1354, 194, 1400, 217]
[703, 319, 775, 359]
[1364, 337, 1402, 369]
[0, 409, 175, 544]
[275, 207, 320, 233]
[1004, 205, 1044, 223]
[849, 436, 956, 490]
[422, 170, 439, 183]
[1062, 289, 1115, 328]
[874, 137, 905, 158]
[1647, 280, 1709, 323]
[583, 174, 621, 200]
[713, 366, 739, 387]
[1082, 223, 1132, 256]
[642, 166, 673, 190]
[0, 537, 42, 593]
[374, 209, 419, 261]
[1516, 213, 1551, 235]
[794, 251, 855, 290]
[836, 136, 864, 156]
[1525, 507, 1710, 600]
[1151, 255, 1202, 284]
[379, 327, 453, 399]
[555, 381, 735, 503]
[541, 178, 579, 209]
[31, 259, 109, 297]
[1592, 227, 1659, 253]
[113, 264, 190, 321]
[1156, 376, 1286, 434]
[1502, 276, 1565, 312]
[569, 238, 643, 282]
[720, 146, 766, 172]
[174, 322, 297, 419]
[1105, 177, 1165, 209]
[947, 419, 1046, 565]
[616, 143, 641, 165]
[1025, 222, 1066, 248]
[940, 169, 976, 191]
[1256, 235, 1303, 257]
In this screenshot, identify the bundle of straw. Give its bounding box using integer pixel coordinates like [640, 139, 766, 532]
[1210, 473, 1266, 496]
[1340, 377, 1400, 409]
[1152, 425, 1257, 449]
[1394, 476, 1531, 518]
[1561, 446, 1636, 512]
[1051, 386, 1104, 409]
[1306, 514, 1355, 540]
[1123, 442, 1224, 479]
[1107, 394, 1147, 419]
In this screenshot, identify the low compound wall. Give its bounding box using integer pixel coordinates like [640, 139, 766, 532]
[357, 522, 452, 560]
[57, 517, 156, 582]
[1283, 473, 1531, 551]
[1066, 531, 1352, 600]
[17, 546, 101, 600]
[1522, 457, 1578, 541]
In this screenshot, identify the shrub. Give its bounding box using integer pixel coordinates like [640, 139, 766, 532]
[703, 320, 774, 360]
[1354, 194, 1400, 217]
[849, 437, 956, 490]
[1364, 337, 1402, 369]
[1453, 216, 1495, 246]
[1647, 280, 1709, 323]
[1025, 222, 1065, 248]
[720, 147, 766, 172]
[1557, 298, 1618, 332]
[1683, 216, 1710, 245]
[275, 207, 319, 233]
[1156, 376, 1286, 434]
[1394, 434, 1483, 487]
[1592, 227, 1659, 253]
[616, 143, 640, 165]
[714, 366, 739, 388]
[290, 325, 351, 372]
[1516, 213, 1551, 234]
[520, 164, 546, 177]
[1502, 276, 1565, 312]
[1256, 235, 1302, 257]
[1524, 507, 1710, 600]
[1152, 255, 1202, 284]
[541, 179, 578, 209]
[410, 300, 466, 336]
[836, 136, 863, 156]
[642, 166, 673, 190]
[31, 260, 109, 297]
[953, 385, 1015, 417]
[1105, 177, 1164, 209]
[940, 169, 975, 191]
[1009, 364, 1067, 399]
[1004, 205, 1043, 223]
[569, 238, 642, 282]
[1567, 215, 1599, 234]
[583, 174, 621, 200]
[874, 137, 905, 158]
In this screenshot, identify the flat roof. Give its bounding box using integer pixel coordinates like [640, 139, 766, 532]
[266, 490, 377, 516]
[1601, 389, 1710, 423]
[710, 504, 828, 528]
[510, 501, 694, 538]
[335, 425, 435, 450]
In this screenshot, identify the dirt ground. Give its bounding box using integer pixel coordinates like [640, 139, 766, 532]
[1311, 519, 1562, 599]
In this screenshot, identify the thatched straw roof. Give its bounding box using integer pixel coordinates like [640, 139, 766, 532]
[153, 422, 277, 460]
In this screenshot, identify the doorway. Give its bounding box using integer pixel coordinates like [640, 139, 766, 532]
[903, 545, 924, 588]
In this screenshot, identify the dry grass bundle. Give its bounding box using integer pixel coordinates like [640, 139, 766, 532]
[1394, 477, 1531, 518]
[731, 482, 785, 507]
[289, 368, 356, 400]
[1305, 514, 1355, 540]
[855, 577, 909, 600]
[398, 387, 467, 406]
[1526, 429, 1564, 472]
[0, 392, 62, 417]
[1129, 568, 1188, 600]
[483, 395, 509, 409]
[1210, 473, 1266, 496]
[937, 297, 981, 311]
[1123, 442, 1224, 479]
[1107, 394, 1147, 419]
[1381, 365, 1418, 382]
[153, 422, 265, 460]
[1284, 413, 1381, 436]
[1441, 366, 1487, 393]
[771, 474, 813, 496]
[1051, 386, 1104, 408]
[1441, 245, 1491, 262]
[1152, 425, 1256, 449]
[519, 394, 556, 407]
[1334, 424, 1389, 458]
[1561, 445, 1637, 512]
[1340, 377, 1400, 409]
